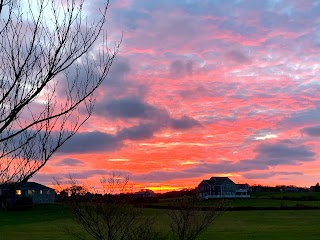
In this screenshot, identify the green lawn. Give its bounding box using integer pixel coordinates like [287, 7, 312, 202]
[195, 192, 320, 209]
[1, 204, 320, 239]
[0, 204, 83, 240]
[228, 198, 320, 208]
[250, 192, 320, 200]
[202, 210, 320, 240]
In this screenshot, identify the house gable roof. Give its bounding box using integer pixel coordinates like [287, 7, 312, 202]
[200, 180, 211, 186]
[208, 177, 235, 186]
[0, 182, 54, 191]
[18, 182, 54, 190]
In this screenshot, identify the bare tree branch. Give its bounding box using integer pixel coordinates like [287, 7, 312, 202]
[0, 0, 119, 200]
[57, 175, 165, 240]
[166, 197, 228, 240]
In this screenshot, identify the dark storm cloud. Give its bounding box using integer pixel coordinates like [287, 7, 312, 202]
[300, 125, 320, 137]
[280, 107, 320, 127]
[5, 128, 123, 156]
[100, 96, 201, 128]
[170, 116, 202, 130]
[242, 171, 303, 179]
[102, 97, 167, 120]
[97, 56, 149, 99]
[92, 57, 152, 118]
[117, 123, 160, 140]
[252, 140, 315, 165]
[103, 57, 131, 88]
[187, 160, 265, 174]
[57, 114, 201, 154]
[92, 94, 201, 145]
[115, 115, 201, 141]
[55, 158, 85, 166]
[58, 131, 123, 154]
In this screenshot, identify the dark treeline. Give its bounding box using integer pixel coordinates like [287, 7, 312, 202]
[251, 184, 319, 193]
[156, 188, 197, 199]
[57, 186, 159, 204]
[57, 185, 198, 203]
[56, 183, 320, 205]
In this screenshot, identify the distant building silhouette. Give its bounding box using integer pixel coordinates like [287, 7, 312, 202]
[198, 177, 250, 199]
[0, 182, 56, 208]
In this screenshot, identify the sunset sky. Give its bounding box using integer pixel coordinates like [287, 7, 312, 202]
[32, 0, 320, 191]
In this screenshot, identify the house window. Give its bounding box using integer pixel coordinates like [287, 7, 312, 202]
[27, 189, 35, 195]
[16, 190, 21, 195]
[39, 190, 43, 194]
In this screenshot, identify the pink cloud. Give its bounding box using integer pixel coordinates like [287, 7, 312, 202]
[30, 0, 320, 190]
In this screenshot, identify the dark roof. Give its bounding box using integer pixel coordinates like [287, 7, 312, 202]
[0, 182, 54, 190]
[202, 177, 235, 186]
[18, 182, 54, 190]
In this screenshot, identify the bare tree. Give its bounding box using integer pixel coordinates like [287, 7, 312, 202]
[61, 174, 166, 240]
[100, 171, 130, 195]
[70, 200, 139, 240]
[166, 197, 227, 240]
[0, 0, 119, 196]
[126, 217, 168, 240]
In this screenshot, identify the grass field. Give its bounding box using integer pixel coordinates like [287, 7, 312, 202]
[250, 192, 320, 200]
[203, 210, 320, 240]
[0, 204, 82, 240]
[160, 192, 320, 209]
[1, 203, 320, 240]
